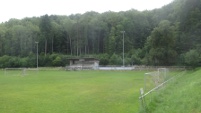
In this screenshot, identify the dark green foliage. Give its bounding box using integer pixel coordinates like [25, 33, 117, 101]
[184, 49, 200, 67]
[0, 54, 70, 68]
[0, 0, 201, 67]
[52, 56, 62, 66]
[130, 49, 143, 65]
[109, 53, 122, 65]
[98, 53, 110, 66]
[0, 55, 12, 67]
[145, 20, 177, 65]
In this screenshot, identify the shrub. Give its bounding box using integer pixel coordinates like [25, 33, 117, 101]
[184, 49, 200, 67]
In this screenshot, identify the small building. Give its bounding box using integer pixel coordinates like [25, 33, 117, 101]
[67, 58, 99, 70]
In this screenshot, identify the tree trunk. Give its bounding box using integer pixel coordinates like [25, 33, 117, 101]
[77, 39, 78, 56]
[85, 45, 87, 55]
[70, 37, 72, 55]
[52, 36, 54, 53]
[45, 39, 47, 56]
[77, 23, 79, 56]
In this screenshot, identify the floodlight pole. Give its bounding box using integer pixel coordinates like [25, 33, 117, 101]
[121, 31, 125, 67]
[35, 42, 39, 69]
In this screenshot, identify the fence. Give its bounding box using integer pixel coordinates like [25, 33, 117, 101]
[138, 69, 186, 112]
[134, 65, 186, 71]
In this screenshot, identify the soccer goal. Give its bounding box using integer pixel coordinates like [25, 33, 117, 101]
[139, 68, 169, 110]
[143, 68, 169, 94]
[4, 68, 27, 76]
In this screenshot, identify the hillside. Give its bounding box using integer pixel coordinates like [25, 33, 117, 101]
[144, 68, 201, 113]
[0, 0, 200, 67]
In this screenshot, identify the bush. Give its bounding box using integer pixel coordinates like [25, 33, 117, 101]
[8, 57, 20, 67]
[52, 56, 62, 66]
[0, 55, 11, 68]
[27, 54, 36, 67]
[99, 54, 110, 66]
[184, 49, 200, 67]
[20, 57, 28, 67]
[131, 54, 141, 65]
[109, 53, 122, 65]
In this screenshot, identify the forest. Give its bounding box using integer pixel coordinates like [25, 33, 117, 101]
[0, 0, 201, 68]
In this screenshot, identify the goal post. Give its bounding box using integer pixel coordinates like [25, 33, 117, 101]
[4, 68, 27, 76]
[143, 68, 169, 94]
[158, 68, 169, 81]
[144, 71, 158, 93]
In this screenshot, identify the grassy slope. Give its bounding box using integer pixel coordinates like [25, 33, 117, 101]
[146, 68, 201, 113]
[0, 70, 145, 113]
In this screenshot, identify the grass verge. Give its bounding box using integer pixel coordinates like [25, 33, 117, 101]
[143, 68, 201, 113]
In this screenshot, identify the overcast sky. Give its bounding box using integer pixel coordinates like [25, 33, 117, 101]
[0, 0, 174, 23]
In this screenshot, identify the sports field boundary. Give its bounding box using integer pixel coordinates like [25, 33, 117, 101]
[139, 70, 186, 112]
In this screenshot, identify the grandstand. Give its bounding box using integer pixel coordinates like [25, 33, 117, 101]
[67, 58, 99, 70]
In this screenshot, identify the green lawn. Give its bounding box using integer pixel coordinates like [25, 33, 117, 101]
[0, 70, 146, 113]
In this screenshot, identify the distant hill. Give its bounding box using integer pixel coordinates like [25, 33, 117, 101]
[0, 0, 200, 67]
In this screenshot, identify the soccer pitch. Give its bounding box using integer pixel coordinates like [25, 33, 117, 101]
[0, 70, 145, 113]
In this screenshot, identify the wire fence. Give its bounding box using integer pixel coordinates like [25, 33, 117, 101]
[139, 69, 186, 112]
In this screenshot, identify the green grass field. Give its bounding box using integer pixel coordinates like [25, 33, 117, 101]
[0, 70, 146, 113]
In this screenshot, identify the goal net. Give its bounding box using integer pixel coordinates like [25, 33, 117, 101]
[4, 68, 27, 76]
[144, 68, 169, 93]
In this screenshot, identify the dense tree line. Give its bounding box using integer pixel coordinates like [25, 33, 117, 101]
[0, 0, 201, 68]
